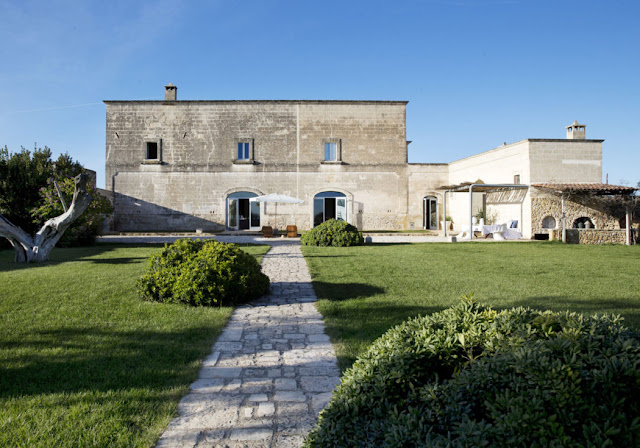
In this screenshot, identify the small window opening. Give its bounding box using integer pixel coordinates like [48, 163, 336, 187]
[514, 174, 521, 184]
[237, 142, 250, 160]
[324, 142, 337, 161]
[146, 142, 158, 160]
[541, 216, 556, 229]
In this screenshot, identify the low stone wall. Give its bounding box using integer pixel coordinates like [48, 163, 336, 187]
[532, 195, 620, 236]
[565, 229, 627, 245]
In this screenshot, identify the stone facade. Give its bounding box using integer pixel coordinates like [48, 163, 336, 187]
[531, 193, 621, 236]
[565, 229, 627, 245]
[106, 97, 418, 231]
[105, 86, 620, 238]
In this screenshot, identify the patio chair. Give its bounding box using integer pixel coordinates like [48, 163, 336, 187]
[262, 226, 274, 238]
[492, 224, 508, 241]
[286, 225, 298, 238]
[457, 225, 471, 239]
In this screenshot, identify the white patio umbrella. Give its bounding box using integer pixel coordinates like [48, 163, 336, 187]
[250, 193, 304, 230]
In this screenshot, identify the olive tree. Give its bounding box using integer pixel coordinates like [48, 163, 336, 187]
[0, 173, 92, 262]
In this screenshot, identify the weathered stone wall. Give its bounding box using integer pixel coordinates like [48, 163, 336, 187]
[405, 164, 449, 229]
[105, 95, 610, 234]
[111, 170, 408, 231]
[105, 100, 410, 232]
[565, 229, 626, 245]
[531, 192, 621, 236]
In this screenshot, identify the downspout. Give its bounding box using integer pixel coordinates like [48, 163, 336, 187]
[561, 193, 566, 243]
[443, 191, 448, 237]
[469, 184, 474, 241]
[626, 200, 632, 246]
[112, 168, 119, 232]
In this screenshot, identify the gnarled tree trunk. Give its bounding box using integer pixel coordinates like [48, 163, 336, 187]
[0, 174, 92, 262]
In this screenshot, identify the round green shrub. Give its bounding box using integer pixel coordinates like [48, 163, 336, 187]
[301, 219, 363, 247]
[137, 239, 269, 306]
[305, 297, 640, 447]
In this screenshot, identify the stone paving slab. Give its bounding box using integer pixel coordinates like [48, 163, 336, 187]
[156, 240, 340, 448]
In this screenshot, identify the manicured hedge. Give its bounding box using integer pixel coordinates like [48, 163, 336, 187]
[137, 239, 269, 306]
[305, 297, 640, 447]
[301, 219, 363, 247]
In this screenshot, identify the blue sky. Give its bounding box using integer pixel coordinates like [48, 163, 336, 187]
[1, 0, 638, 188]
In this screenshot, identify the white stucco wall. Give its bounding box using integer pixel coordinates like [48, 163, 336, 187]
[446, 141, 532, 237]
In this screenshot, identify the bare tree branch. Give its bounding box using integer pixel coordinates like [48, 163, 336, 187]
[0, 173, 92, 262]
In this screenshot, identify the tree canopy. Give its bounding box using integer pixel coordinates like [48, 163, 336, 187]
[0, 146, 84, 234]
[0, 146, 112, 252]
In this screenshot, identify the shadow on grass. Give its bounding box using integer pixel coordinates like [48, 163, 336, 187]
[312, 281, 385, 301]
[86, 257, 149, 264]
[302, 254, 353, 258]
[325, 303, 448, 370]
[0, 244, 164, 272]
[0, 325, 218, 399]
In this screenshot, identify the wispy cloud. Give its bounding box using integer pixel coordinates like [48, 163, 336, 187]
[0, 0, 185, 87]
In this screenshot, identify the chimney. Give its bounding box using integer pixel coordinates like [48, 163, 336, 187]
[164, 83, 177, 101]
[566, 120, 585, 139]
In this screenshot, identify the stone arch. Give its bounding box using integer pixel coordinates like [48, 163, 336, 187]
[223, 186, 264, 197]
[541, 215, 557, 229]
[309, 188, 355, 227]
[422, 193, 441, 230]
[309, 187, 354, 203]
[573, 216, 595, 229]
[223, 188, 264, 230]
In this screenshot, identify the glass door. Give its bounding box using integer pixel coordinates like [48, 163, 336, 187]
[250, 201, 260, 228]
[423, 196, 438, 230]
[336, 198, 347, 221]
[228, 198, 238, 229]
[429, 197, 438, 229]
[313, 192, 348, 227]
[238, 199, 250, 230]
[314, 198, 324, 227]
[227, 192, 260, 230]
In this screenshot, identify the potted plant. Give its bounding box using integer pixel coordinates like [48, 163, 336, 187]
[446, 216, 453, 230]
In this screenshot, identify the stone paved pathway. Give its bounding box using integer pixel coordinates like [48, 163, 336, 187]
[156, 240, 340, 448]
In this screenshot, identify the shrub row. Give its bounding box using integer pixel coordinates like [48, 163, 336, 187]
[301, 219, 363, 247]
[137, 239, 269, 306]
[305, 297, 640, 447]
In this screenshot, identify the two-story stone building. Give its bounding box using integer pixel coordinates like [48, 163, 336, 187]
[105, 84, 631, 240]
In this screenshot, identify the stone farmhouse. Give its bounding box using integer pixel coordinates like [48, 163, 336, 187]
[105, 84, 633, 242]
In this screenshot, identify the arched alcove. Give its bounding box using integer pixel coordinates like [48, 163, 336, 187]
[573, 216, 594, 229]
[541, 216, 557, 229]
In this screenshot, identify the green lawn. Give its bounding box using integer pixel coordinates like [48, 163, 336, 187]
[0, 243, 269, 448]
[302, 242, 640, 370]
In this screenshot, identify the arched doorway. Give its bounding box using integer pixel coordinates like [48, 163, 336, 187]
[313, 191, 347, 227]
[227, 191, 260, 230]
[423, 196, 438, 230]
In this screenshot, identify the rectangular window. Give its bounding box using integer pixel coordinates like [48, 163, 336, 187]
[514, 174, 521, 184]
[324, 142, 337, 161]
[146, 142, 158, 160]
[237, 142, 250, 160]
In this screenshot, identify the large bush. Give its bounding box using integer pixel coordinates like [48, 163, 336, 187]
[301, 219, 363, 247]
[305, 297, 640, 447]
[137, 239, 270, 306]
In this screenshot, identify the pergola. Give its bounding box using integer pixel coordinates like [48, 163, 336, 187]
[531, 183, 638, 245]
[439, 181, 529, 241]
